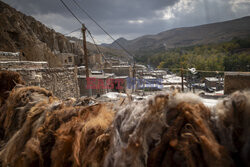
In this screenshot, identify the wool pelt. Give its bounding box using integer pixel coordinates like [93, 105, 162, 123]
[105, 92, 233, 167]
[1, 71, 250, 167]
[0, 71, 25, 106]
[0, 86, 53, 142]
[0, 85, 114, 167]
[212, 91, 250, 167]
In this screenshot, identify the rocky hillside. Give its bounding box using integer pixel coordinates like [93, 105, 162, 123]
[104, 16, 250, 55]
[0, 1, 129, 67]
[0, 1, 70, 66]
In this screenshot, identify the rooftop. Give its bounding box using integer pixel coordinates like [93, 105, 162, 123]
[114, 76, 128, 79]
[0, 51, 20, 56]
[0, 61, 47, 64]
[225, 72, 250, 76]
[205, 77, 219, 82]
[78, 75, 110, 79]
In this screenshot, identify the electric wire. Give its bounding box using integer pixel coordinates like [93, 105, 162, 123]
[59, 0, 82, 24]
[64, 27, 81, 36]
[158, 67, 247, 73]
[71, 0, 134, 59]
[59, 0, 134, 65]
[59, 0, 103, 55]
[87, 30, 102, 54]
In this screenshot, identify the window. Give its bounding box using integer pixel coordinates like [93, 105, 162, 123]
[68, 56, 72, 62]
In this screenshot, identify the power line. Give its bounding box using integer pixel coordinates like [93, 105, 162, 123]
[71, 0, 134, 59]
[158, 67, 247, 73]
[59, 0, 102, 55]
[59, 0, 133, 62]
[64, 27, 81, 36]
[87, 30, 102, 54]
[59, 0, 82, 24]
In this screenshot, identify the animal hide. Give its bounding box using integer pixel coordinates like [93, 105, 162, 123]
[211, 91, 250, 167]
[0, 71, 25, 106]
[0, 86, 114, 167]
[105, 92, 234, 167]
[0, 71, 250, 167]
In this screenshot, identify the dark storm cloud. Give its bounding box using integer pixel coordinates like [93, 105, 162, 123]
[4, 0, 179, 20]
[2, 0, 250, 43]
[3, 0, 181, 40]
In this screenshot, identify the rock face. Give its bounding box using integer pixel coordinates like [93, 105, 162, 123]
[0, 1, 84, 67]
[0, 1, 131, 67]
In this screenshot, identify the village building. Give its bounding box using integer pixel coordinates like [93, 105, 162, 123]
[78, 74, 112, 96]
[56, 53, 77, 67]
[162, 74, 187, 90]
[89, 53, 105, 70]
[106, 57, 120, 66]
[224, 72, 250, 94]
[204, 77, 224, 90]
[0, 51, 48, 69]
[113, 76, 129, 93]
[204, 77, 218, 88]
[103, 65, 132, 77]
[137, 76, 162, 91]
[0, 51, 82, 99]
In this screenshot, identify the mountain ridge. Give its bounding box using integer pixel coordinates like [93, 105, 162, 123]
[104, 16, 250, 54]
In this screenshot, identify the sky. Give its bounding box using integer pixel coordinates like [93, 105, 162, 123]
[3, 0, 250, 44]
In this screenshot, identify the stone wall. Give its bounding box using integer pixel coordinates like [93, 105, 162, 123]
[3, 67, 80, 99]
[0, 61, 48, 69]
[78, 76, 110, 97]
[0, 51, 20, 61]
[103, 66, 132, 77]
[224, 72, 250, 94]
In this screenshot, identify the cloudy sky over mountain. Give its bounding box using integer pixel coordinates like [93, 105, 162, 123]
[3, 0, 250, 43]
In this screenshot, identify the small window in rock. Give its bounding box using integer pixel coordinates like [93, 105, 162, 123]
[68, 57, 72, 62]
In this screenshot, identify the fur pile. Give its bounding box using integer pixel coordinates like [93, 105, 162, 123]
[0, 71, 114, 167]
[0, 71, 250, 167]
[0, 86, 114, 167]
[105, 92, 234, 167]
[211, 91, 250, 167]
[0, 71, 25, 106]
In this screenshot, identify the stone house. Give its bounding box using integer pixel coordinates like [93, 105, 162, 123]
[224, 72, 250, 94]
[78, 73, 113, 97]
[57, 53, 77, 67]
[204, 77, 219, 88]
[89, 54, 105, 70]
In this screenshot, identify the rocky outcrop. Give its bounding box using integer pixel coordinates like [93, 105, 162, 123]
[0, 1, 84, 67]
[0, 1, 131, 67]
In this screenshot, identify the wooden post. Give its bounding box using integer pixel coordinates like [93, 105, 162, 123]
[82, 24, 89, 78]
[132, 61, 136, 93]
[82, 24, 91, 96]
[74, 65, 80, 98]
[181, 68, 184, 92]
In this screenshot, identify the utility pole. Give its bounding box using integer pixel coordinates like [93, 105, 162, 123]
[132, 61, 136, 93]
[82, 24, 91, 96]
[82, 24, 89, 78]
[181, 68, 184, 92]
